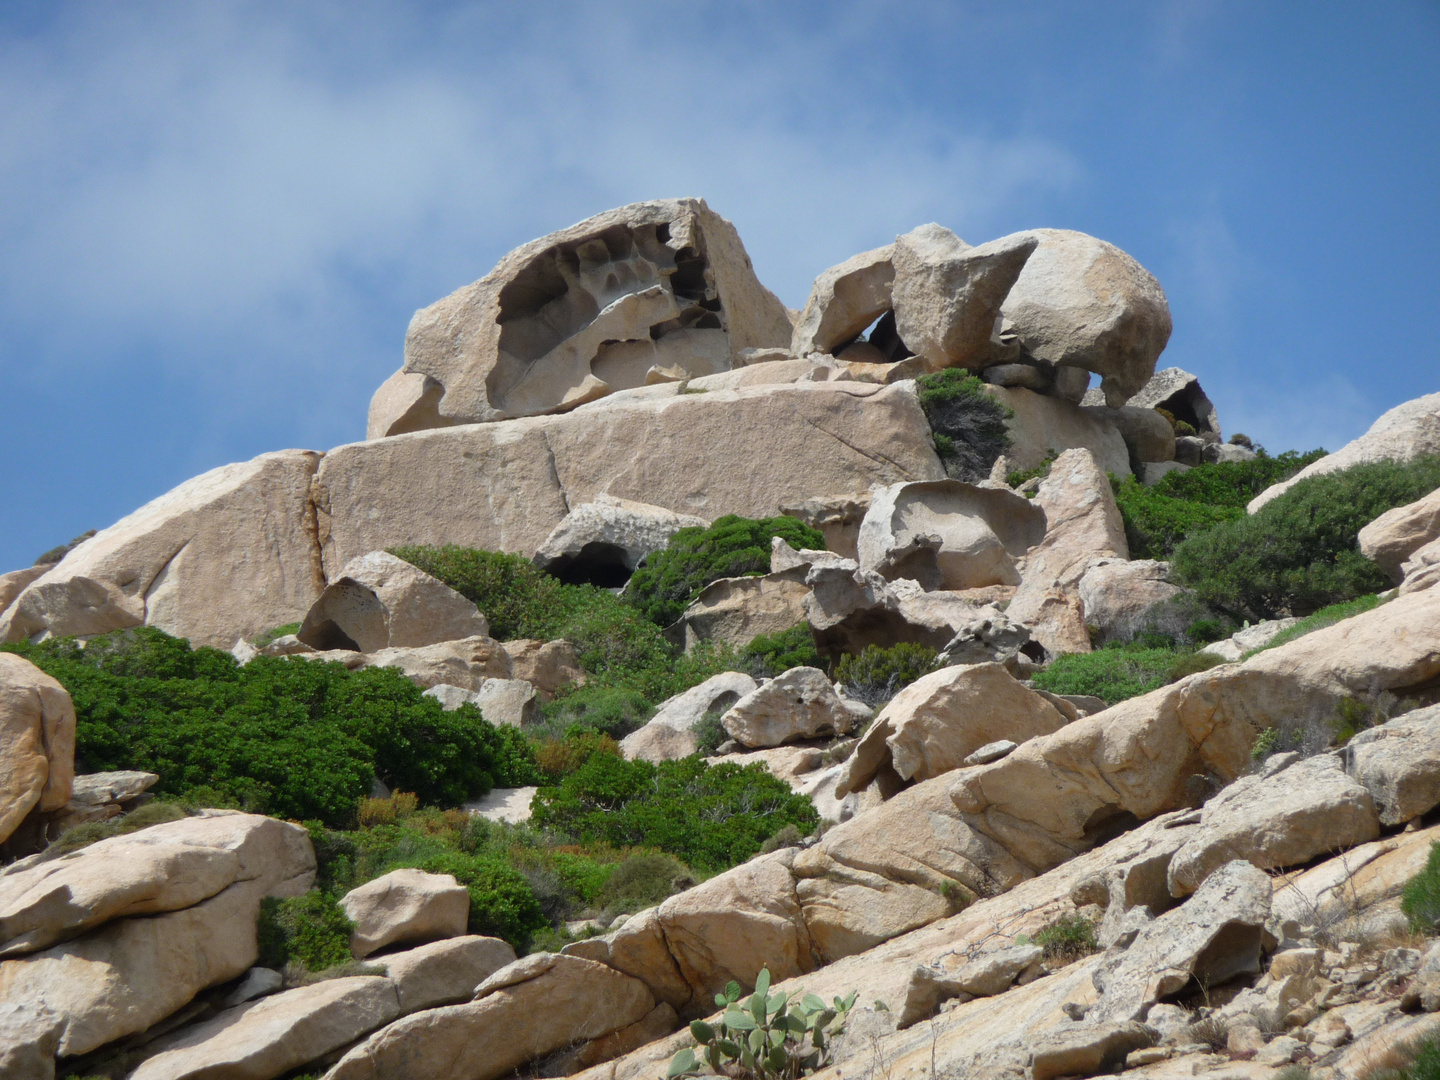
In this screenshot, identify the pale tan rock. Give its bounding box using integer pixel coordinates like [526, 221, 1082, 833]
[533, 495, 708, 584]
[1166, 754, 1379, 896]
[562, 907, 693, 1012]
[619, 672, 757, 763]
[1360, 485, 1440, 582]
[0, 812, 315, 958]
[371, 936, 516, 1012]
[685, 357, 824, 390]
[340, 869, 471, 959]
[856, 480, 1045, 590]
[780, 493, 872, 559]
[548, 1002, 680, 1075]
[1347, 705, 1440, 826]
[298, 551, 488, 653]
[367, 368, 454, 440]
[890, 226, 1038, 369]
[770, 537, 853, 576]
[836, 663, 1068, 796]
[1082, 403, 1176, 462]
[1006, 447, 1129, 655]
[400, 199, 791, 425]
[791, 245, 895, 356]
[998, 228, 1172, 406]
[462, 787, 537, 825]
[1029, 1022, 1159, 1080]
[0, 568, 45, 621]
[704, 746, 827, 787]
[1117, 366, 1222, 438]
[1, 450, 323, 649]
[0, 655, 74, 847]
[1199, 617, 1300, 662]
[1402, 536, 1440, 594]
[1250, 393, 1440, 511]
[361, 636, 512, 691]
[665, 573, 811, 651]
[499, 639, 583, 699]
[129, 976, 402, 1080]
[985, 385, 1132, 476]
[721, 667, 856, 748]
[316, 381, 943, 573]
[323, 954, 655, 1080]
[617, 724, 702, 763]
[1076, 558, 1189, 646]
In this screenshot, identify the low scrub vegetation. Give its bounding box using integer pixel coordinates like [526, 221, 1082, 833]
[834, 642, 940, 707]
[1172, 456, 1440, 621]
[257, 890, 356, 975]
[1243, 593, 1386, 658]
[916, 369, 1013, 482]
[1030, 642, 1224, 706]
[1402, 842, 1440, 934]
[622, 515, 825, 628]
[1031, 913, 1099, 963]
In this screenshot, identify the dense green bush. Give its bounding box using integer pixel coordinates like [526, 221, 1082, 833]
[532, 754, 819, 871]
[915, 370, 1013, 482]
[1172, 456, 1440, 620]
[1403, 843, 1440, 933]
[1031, 643, 1183, 706]
[622, 516, 825, 628]
[408, 850, 550, 947]
[1110, 449, 1327, 559]
[257, 891, 355, 972]
[741, 624, 824, 677]
[533, 686, 654, 742]
[390, 545, 735, 703]
[834, 642, 940, 706]
[3, 628, 538, 827]
[594, 852, 691, 915]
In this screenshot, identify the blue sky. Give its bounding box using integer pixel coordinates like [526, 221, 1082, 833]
[1, 2, 1437, 572]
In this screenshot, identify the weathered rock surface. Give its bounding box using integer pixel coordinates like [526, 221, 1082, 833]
[325, 954, 656, 1080]
[1249, 392, 1440, 511]
[1347, 704, 1440, 826]
[1110, 365, 1221, 437]
[856, 480, 1045, 590]
[779, 493, 871, 560]
[1005, 447, 1128, 655]
[985, 385, 1132, 476]
[424, 678, 539, 728]
[1199, 617, 1300, 662]
[1081, 404, 1176, 462]
[340, 869, 471, 959]
[1403, 535, 1440, 594]
[0, 568, 45, 621]
[720, 667, 856, 748]
[533, 495, 707, 586]
[360, 636, 513, 691]
[1, 450, 323, 649]
[619, 672, 756, 762]
[46, 770, 159, 833]
[998, 228, 1172, 406]
[1165, 753, 1380, 895]
[367, 368, 453, 440]
[663, 573, 810, 651]
[297, 551, 488, 653]
[835, 663, 1069, 795]
[399, 199, 792, 425]
[371, 936, 517, 1013]
[1359, 484, 1440, 583]
[0, 812, 315, 958]
[890, 226, 1038, 369]
[0, 655, 75, 847]
[791, 245, 895, 357]
[129, 976, 401, 1080]
[1076, 558, 1189, 646]
[315, 381, 944, 574]
[499, 638, 583, 699]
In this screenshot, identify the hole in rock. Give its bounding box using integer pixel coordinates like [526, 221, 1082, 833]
[544, 542, 634, 588]
[299, 620, 361, 653]
[1081, 805, 1141, 848]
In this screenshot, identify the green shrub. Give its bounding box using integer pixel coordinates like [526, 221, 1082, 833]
[1165, 651, 1227, 682]
[257, 890, 355, 972]
[1242, 593, 1386, 658]
[407, 850, 549, 950]
[915, 370, 1013, 482]
[742, 624, 824, 677]
[1032, 913, 1098, 962]
[692, 706, 731, 756]
[834, 643, 940, 706]
[250, 623, 300, 649]
[623, 516, 825, 628]
[1006, 452, 1056, 490]
[1172, 457, 1440, 620]
[532, 754, 819, 871]
[1403, 843, 1440, 934]
[49, 799, 191, 854]
[1030, 643, 1180, 706]
[3, 627, 539, 827]
[534, 686, 654, 742]
[595, 852, 691, 915]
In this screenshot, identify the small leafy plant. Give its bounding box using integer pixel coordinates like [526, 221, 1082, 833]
[668, 968, 857, 1080]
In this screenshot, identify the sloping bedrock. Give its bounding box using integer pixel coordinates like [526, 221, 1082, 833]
[315, 381, 945, 574]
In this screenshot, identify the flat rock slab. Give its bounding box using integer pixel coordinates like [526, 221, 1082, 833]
[464, 788, 537, 824]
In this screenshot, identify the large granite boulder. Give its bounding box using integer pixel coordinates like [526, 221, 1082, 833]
[0, 655, 74, 847]
[532, 496, 707, 587]
[1096, 365, 1221, 438]
[371, 935, 517, 1013]
[662, 573, 810, 651]
[1249, 392, 1440, 512]
[890, 226, 1038, 370]
[297, 551, 488, 653]
[0, 569, 45, 622]
[1080, 404, 1176, 463]
[1004, 447, 1129, 655]
[339, 869, 471, 959]
[997, 228, 1172, 406]
[367, 369, 451, 440]
[1075, 558, 1191, 646]
[1359, 485, 1440, 583]
[1403, 536, 1440, 594]
[835, 663, 1070, 796]
[619, 672, 757, 763]
[791, 245, 895, 357]
[316, 381, 945, 574]
[720, 667, 856, 748]
[1346, 704, 1440, 826]
[985, 386, 1132, 477]
[391, 199, 792, 427]
[1, 450, 323, 649]
[856, 480, 1046, 591]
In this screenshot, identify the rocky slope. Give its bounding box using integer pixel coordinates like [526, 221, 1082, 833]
[2, 198, 1439, 1080]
